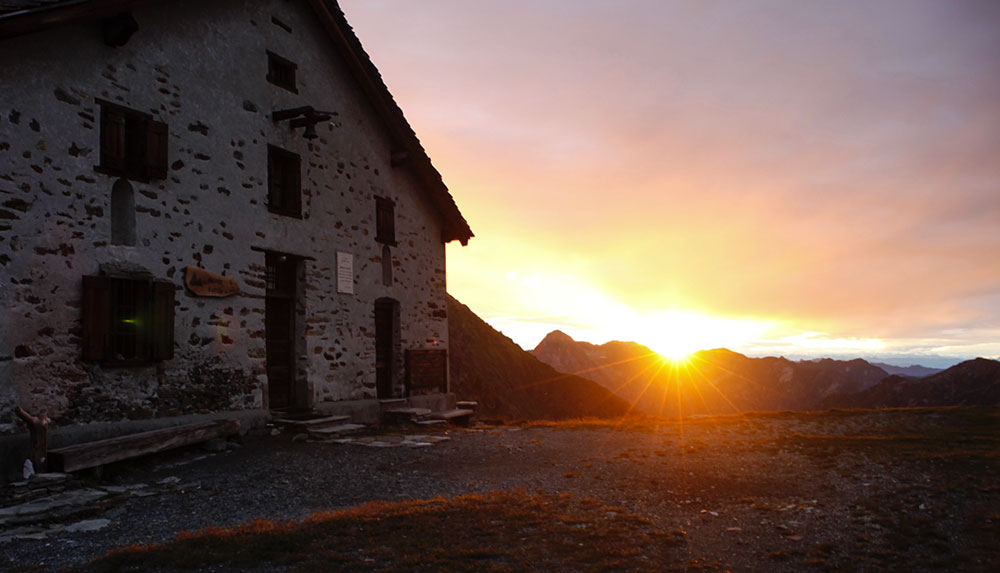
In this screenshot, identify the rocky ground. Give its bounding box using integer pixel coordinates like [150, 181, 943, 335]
[1, 407, 997, 572]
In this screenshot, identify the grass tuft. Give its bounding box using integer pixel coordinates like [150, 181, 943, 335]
[84, 491, 686, 572]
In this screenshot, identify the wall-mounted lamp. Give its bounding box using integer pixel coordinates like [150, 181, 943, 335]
[271, 106, 334, 140]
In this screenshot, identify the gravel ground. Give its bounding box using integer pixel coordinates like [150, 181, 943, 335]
[2, 408, 998, 572]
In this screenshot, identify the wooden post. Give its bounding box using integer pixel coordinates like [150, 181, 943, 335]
[15, 407, 50, 473]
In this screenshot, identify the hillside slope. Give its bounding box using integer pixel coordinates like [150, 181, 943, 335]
[447, 296, 631, 420]
[819, 357, 1000, 408]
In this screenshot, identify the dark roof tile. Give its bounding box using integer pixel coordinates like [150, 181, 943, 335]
[0, 0, 78, 17]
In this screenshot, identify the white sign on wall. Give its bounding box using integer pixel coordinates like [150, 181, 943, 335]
[336, 252, 354, 294]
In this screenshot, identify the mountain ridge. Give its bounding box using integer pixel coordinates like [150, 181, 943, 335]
[532, 330, 999, 413]
[818, 357, 1000, 408]
[870, 362, 942, 378]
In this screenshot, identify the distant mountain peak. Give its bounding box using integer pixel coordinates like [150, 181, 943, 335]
[539, 329, 575, 344]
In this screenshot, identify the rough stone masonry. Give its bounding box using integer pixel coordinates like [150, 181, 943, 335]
[0, 0, 471, 478]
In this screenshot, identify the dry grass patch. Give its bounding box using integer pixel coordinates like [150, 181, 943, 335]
[773, 407, 999, 465]
[83, 491, 686, 573]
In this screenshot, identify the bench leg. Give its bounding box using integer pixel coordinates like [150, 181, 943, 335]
[16, 407, 50, 473]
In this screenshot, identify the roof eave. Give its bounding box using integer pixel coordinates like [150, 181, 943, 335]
[0, 0, 162, 40]
[308, 0, 473, 245]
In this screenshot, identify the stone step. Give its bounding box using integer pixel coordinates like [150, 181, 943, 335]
[456, 401, 479, 410]
[430, 408, 475, 421]
[273, 415, 351, 431]
[378, 398, 407, 407]
[307, 423, 366, 438]
[415, 419, 448, 427]
[383, 407, 432, 417]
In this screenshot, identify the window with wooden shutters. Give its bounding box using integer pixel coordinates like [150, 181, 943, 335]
[82, 275, 174, 364]
[375, 196, 396, 245]
[267, 145, 301, 217]
[97, 100, 168, 182]
[266, 51, 298, 93]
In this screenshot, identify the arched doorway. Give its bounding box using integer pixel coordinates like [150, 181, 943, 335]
[374, 298, 400, 399]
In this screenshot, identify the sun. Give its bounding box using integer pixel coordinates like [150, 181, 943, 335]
[645, 333, 700, 363]
[633, 313, 708, 362]
[631, 310, 771, 364]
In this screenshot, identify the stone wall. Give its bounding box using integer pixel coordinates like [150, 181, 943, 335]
[0, 0, 452, 433]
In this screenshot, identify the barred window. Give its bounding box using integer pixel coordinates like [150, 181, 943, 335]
[267, 145, 301, 217]
[267, 51, 298, 93]
[375, 196, 396, 245]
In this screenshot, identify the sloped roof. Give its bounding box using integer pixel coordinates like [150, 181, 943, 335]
[0, 0, 73, 13]
[0, 0, 474, 245]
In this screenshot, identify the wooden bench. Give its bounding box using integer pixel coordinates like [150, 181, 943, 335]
[47, 419, 240, 473]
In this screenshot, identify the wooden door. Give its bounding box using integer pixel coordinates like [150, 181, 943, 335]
[374, 299, 397, 399]
[266, 254, 297, 409]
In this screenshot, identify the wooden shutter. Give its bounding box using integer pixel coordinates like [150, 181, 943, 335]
[82, 275, 111, 361]
[144, 120, 168, 180]
[151, 280, 175, 360]
[376, 197, 395, 244]
[100, 107, 127, 173]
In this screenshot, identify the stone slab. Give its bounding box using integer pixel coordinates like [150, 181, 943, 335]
[308, 423, 366, 437]
[274, 415, 351, 429]
[384, 407, 432, 417]
[430, 409, 475, 421]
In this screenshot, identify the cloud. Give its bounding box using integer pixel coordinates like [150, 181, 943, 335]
[343, 0, 1000, 358]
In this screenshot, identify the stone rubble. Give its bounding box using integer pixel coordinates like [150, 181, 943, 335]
[0, 472, 189, 544]
[0, 429, 454, 544]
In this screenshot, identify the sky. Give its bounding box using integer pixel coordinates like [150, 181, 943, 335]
[340, 0, 1000, 368]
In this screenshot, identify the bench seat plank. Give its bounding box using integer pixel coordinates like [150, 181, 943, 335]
[48, 419, 240, 473]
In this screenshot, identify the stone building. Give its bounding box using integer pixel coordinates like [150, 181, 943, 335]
[0, 0, 473, 474]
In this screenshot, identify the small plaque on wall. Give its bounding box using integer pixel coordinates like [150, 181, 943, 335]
[336, 252, 353, 294]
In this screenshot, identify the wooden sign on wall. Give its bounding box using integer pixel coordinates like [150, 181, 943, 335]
[406, 349, 447, 395]
[184, 266, 240, 297]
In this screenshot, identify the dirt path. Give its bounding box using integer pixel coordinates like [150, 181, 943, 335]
[2, 407, 997, 571]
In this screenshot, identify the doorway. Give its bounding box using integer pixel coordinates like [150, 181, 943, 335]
[374, 298, 399, 399]
[265, 253, 299, 410]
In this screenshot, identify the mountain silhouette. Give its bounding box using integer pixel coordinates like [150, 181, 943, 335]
[532, 330, 889, 416]
[870, 362, 942, 378]
[818, 357, 1000, 408]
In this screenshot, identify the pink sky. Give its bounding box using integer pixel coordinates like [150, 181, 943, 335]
[341, 0, 1000, 366]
